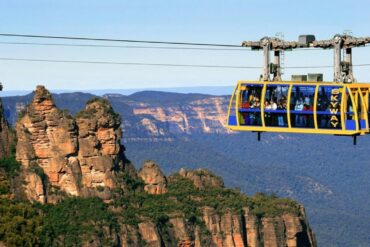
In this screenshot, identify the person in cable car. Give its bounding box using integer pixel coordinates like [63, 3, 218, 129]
[295, 97, 304, 126]
[265, 100, 271, 126]
[290, 93, 297, 126]
[270, 99, 277, 125]
[277, 101, 284, 126]
[302, 104, 310, 127]
[307, 104, 314, 127]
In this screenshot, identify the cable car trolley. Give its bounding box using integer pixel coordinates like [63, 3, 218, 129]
[227, 34, 370, 144]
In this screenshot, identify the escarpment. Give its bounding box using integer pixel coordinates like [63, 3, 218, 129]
[6, 86, 316, 246]
[112, 169, 316, 247]
[15, 86, 127, 203]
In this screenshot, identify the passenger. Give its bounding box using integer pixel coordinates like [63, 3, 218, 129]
[320, 99, 329, 127]
[304, 95, 310, 106]
[254, 97, 260, 108]
[249, 94, 254, 105]
[265, 101, 271, 126]
[302, 104, 310, 126]
[295, 98, 304, 126]
[255, 97, 261, 125]
[241, 100, 250, 125]
[290, 93, 296, 109]
[271, 100, 277, 110]
[307, 104, 314, 127]
[270, 100, 277, 125]
[290, 93, 297, 126]
[277, 102, 284, 126]
[242, 99, 250, 108]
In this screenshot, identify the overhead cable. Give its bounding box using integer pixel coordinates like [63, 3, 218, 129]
[0, 57, 369, 69]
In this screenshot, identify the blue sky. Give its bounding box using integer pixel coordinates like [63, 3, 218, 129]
[0, 0, 370, 91]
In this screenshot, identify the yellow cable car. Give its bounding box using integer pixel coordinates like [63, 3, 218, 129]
[227, 81, 370, 140]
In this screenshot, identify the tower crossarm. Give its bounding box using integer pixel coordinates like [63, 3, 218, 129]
[242, 37, 307, 50]
[311, 35, 370, 49]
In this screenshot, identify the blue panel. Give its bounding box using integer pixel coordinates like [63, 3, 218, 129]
[346, 120, 356, 130]
[264, 110, 287, 114]
[360, 120, 366, 130]
[239, 108, 261, 113]
[316, 110, 341, 115]
[291, 110, 314, 115]
[228, 116, 237, 126]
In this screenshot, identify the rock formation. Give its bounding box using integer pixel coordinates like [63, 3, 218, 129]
[138, 160, 168, 194]
[177, 168, 224, 189]
[15, 86, 126, 203]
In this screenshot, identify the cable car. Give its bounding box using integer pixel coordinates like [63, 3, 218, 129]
[227, 81, 370, 138]
[226, 34, 370, 143]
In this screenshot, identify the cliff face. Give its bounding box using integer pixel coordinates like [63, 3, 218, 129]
[104, 92, 231, 142]
[115, 169, 316, 247]
[0, 99, 14, 158]
[15, 86, 126, 203]
[130, 96, 229, 135]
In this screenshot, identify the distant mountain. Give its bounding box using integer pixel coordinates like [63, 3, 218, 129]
[2, 90, 370, 246]
[0, 85, 234, 97]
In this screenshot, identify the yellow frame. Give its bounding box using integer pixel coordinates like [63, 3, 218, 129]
[227, 80, 370, 136]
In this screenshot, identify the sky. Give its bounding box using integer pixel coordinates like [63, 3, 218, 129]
[0, 0, 370, 92]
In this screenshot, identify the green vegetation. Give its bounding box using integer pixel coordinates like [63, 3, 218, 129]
[75, 96, 121, 122]
[0, 199, 43, 247]
[250, 192, 301, 217]
[86, 97, 110, 106]
[41, 197, 119, 247]
[0, 155, 20, 178]
[114, 174, 300, 228]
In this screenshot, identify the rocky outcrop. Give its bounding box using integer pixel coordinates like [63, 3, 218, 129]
[117, 167, 316, 247]
[0, 99, 14, 158]
[75, 97, 123, 193]
[178, 168, 224, 189]
[138, 161, 168, 194]
[199, 206, 316, 247]
[15, 86, 126, 203]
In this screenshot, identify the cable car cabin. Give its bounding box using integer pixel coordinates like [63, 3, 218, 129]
[227, 81, 370, 136]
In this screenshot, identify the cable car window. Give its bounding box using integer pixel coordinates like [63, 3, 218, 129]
[317, 86, 342, 129]
[290, 85, 315, 128]
[358, 90, 367, 130]
[264, 85, 289, 127]
[227, 87, 238, 126]
[239, 84, 262, 126]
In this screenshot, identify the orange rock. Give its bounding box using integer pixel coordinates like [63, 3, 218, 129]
[16, 86, 124, 203]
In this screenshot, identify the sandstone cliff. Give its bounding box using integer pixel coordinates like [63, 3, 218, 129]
[15, 86, 127, 203]
[112, 168, 316, 247]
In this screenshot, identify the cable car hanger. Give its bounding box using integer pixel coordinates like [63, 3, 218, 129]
[241, 34, 370, 83]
